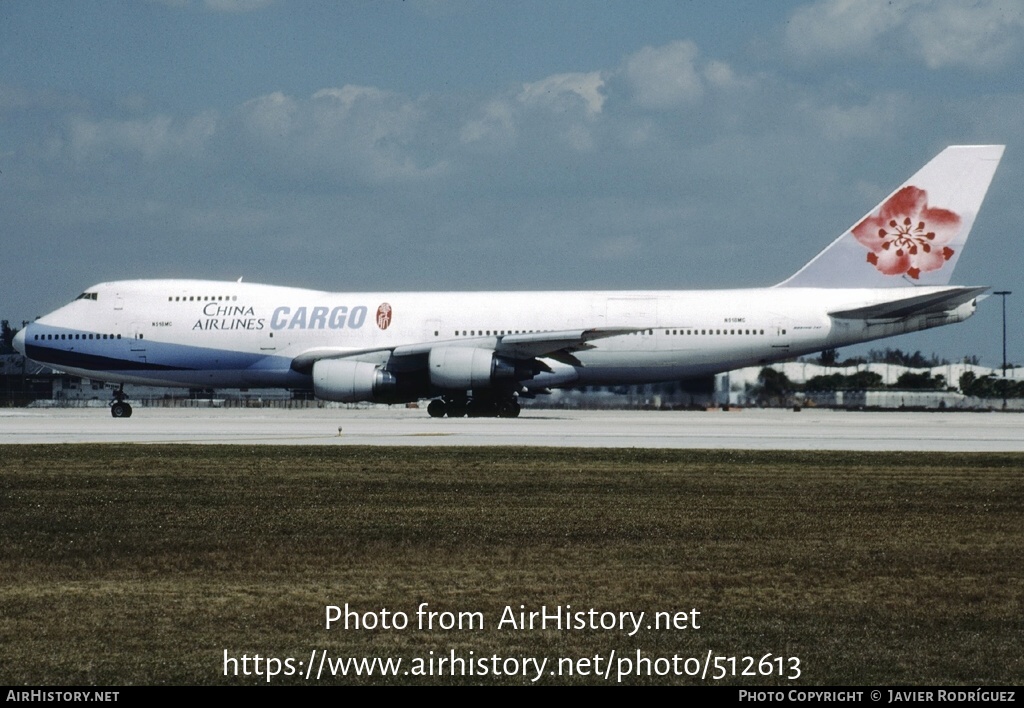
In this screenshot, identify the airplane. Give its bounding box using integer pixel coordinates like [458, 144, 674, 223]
[13, 145, 1004, 419]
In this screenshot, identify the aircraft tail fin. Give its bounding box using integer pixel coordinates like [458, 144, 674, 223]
[777, 145, 1004, 288]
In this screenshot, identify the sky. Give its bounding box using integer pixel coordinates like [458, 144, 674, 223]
[2, 0, 1023, 366]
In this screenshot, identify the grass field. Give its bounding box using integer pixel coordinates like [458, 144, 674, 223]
[1, 445, 1021, 685]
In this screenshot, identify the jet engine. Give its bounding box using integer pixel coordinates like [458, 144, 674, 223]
[428, 346, 530, 391]
[313, 359, 398, 402]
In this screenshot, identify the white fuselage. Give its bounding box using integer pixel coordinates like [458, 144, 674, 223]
[18, 279, 977, 396]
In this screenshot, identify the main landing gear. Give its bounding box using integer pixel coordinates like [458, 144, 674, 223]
[110, 385, 133, 418]
[427, 396, 520, 418]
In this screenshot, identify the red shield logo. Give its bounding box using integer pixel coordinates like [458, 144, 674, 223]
[376, 303, 392, 330]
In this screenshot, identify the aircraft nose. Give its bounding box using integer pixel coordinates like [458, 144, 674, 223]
[12, 327, 26, 355]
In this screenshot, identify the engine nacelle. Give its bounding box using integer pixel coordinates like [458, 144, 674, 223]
[428, 347, 522, 391]
[313, 359, 398, 402]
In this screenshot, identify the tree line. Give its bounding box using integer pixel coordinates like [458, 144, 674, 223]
[754, 367, 1023, 405]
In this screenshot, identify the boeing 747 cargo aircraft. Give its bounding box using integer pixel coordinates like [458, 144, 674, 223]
[14, 145, 1004, 418]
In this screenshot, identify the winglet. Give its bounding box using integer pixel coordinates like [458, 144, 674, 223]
[777, 145, 1004, 288]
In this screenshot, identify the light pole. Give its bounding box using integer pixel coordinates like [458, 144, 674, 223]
[993, 291, 1012, 407]
[995, 288, 1011, 377]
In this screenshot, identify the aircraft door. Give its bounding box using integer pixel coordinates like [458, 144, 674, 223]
[130, 323, 147, 351]
[129, 322, 147, 363]
[769, 320, 791, 351]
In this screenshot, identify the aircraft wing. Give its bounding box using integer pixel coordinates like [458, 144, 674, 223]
[398, 327, 640, 358]
[828, 286, 988, 321]
[289, 326, 640, 373]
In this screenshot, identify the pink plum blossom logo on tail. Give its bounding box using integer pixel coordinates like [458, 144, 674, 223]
[852, 186, 961, 279]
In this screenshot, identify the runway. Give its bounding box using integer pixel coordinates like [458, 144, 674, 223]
[2, 406, 1023, 450]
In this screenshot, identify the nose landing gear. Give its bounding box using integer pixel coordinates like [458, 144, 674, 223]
[110, 386, 133, 418]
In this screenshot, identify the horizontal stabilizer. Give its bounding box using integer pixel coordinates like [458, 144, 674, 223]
[828, 286, 988, 320]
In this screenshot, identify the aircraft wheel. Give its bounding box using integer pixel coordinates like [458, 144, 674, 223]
[111, 402, 131, 418]
[467, 399, 498, 417]
[497, 400, 520, 418]
[446, 401, 467, 418]
[427, 400, 446, 418]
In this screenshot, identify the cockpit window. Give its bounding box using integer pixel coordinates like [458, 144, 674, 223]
[76, 292, 98, 301]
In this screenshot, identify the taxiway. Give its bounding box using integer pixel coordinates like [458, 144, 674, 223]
[2, 407, 1022, 451]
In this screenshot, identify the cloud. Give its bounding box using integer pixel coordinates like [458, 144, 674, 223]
[703, 60, 748, 90]
[622, 40, 705, 109]
[460, 98, 517, 148]
[67, 112, 218, 165]
[240, 91, 296, 139]
[908, 1, 1024, 69]
[805, 91, 915, 142]
[518, 72, 606, 116]
[459, 72, 606, 155]
[786, 0, 1024, 70]
[234, 86, 448, 184]
[455, 40, 751, 159]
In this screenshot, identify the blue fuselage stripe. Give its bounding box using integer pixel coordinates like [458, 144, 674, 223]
[23, 325, 284, 374]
